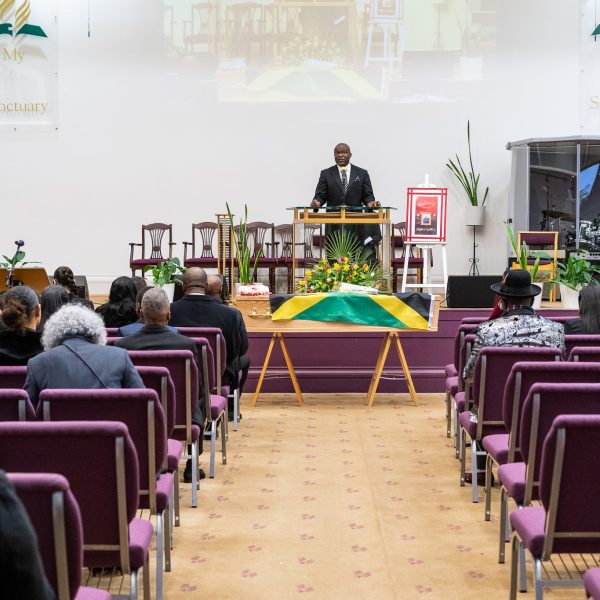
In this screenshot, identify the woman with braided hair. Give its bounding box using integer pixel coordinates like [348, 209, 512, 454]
[0, 286, 43, 365]
[53, 266, 94, 310]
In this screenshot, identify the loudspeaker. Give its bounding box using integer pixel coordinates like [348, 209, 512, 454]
[446, 275, 502, 308]
[73, 275, 89, 301]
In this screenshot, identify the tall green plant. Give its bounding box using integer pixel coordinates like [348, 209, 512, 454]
[225, 203, 262, 285]
[447, 120, 489, 207]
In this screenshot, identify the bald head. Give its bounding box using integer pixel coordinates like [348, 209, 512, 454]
[141, 287, 170, 325]
[183, 267, 207, 294]
[206, 275, 223, 299]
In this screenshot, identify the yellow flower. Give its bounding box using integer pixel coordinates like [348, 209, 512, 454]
[333, 263, 341, 271]
[316, 265, 323, 271]
[326, 268, 332, 274]
[343, 264, 350, 272]
[306, 270, 313, 277]
[343, 257, 349, 263]
[300, 279, 307, 286]
[363, 264, 369, 272]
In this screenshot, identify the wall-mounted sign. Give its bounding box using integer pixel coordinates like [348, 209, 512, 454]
[0, 0, 58, 131]
[405, 187, 447, 243]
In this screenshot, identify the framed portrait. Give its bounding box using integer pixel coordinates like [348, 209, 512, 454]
[371, 0, 403, 21]
[405, 187, 447, 243]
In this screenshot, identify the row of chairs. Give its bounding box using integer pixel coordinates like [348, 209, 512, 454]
[444, 318, 600, 598]
[128, 221, 427, 292]
[0, 327, 235, 599]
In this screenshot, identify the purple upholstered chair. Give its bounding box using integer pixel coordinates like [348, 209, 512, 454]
[488, 361, 600, 563]
[105, 328, 119, 337]
[37, 388, 171, 598]
[7, 472, 111, 600]
[0, 365, 27, 389]
[568, 346, 600, 362]
[127, 350, 202, 507]
[182, 222, 219, 271]
[445, 323, 480, 439]
[190, 337, 227, 479]
[460, 316, 489, 324]
[0, 388, 36, 421]
[509, 415, 600, 599]
[135, 365, 182, 527]
[105, 337, 119, 346]
[459, 347, 562, 503]
[585, 568, 600, 599]
[452, 333, 477, 458]
[0, 421, 152, 600]
[129, 223, 175, 276]
[564, 334, 600, 358]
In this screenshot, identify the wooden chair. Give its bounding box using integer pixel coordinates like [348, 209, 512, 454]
[129, 223, 176, 276]
[247, 222, 277, 290]
[515, 231, 558, 301]
[183, 222, 219, 270]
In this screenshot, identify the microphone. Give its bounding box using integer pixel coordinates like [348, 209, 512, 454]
[14, 240, 24, 247]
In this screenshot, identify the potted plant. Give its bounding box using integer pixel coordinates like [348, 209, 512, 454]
[226, 202, 261, 293]
[447, 121, 489, 226]
[145, 258, 185, 302]
[551, 255, 600, 309]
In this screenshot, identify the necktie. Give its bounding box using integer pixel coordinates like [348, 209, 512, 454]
[341, 168, 348, 193]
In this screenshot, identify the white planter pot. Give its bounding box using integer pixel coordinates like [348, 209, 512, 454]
[161, 283, 175, 302]
[465, 205, 485, 227]
[533, 293, 542, 310]
[559, 284, 580, 310]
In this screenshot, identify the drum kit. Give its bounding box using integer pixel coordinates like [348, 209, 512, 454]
[542, 209, 600, 252]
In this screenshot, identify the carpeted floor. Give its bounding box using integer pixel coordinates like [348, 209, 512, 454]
[98, 392, 588, 599]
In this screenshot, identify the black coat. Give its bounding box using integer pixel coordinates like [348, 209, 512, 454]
[313, 164, 375, 208]
[0, 329, 43, 366]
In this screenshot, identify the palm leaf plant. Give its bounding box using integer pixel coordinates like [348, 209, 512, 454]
[447, 120, 489, 206]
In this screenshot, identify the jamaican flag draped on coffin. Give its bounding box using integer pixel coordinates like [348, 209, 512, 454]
[270, 293, 434, 330]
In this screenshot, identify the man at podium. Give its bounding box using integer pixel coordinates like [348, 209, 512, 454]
[310, 143, 381, 254]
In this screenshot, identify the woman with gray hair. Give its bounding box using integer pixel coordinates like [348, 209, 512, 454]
[0, 286, 43, 365]
[24, 304, 144, 407]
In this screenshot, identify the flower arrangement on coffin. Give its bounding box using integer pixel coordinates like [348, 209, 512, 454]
[297, 230, 382, 294]
[239, 283, 270, 296]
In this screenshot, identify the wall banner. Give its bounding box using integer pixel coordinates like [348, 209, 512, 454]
[0, 0, 58, 131]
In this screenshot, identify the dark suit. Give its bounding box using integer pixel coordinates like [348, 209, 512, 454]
[313, 164, 380, 251]
[114, 324, 204, 427]
[24, 336, 144, 407]
[118, 320, 178, 337]
[168, 295, 249, 391]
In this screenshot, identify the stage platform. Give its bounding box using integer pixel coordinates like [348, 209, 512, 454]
[244, 307, 578, 395]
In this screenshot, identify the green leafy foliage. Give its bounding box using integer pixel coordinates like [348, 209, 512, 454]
[552, 254, 600, 290]
[505, 224, 551, 282]
[0, 250, 38, 269]
[447, 120, 489, 207]
[146, 258, 185, 286]
[297, 229, 383, 293]
[226, 203, 262, 285]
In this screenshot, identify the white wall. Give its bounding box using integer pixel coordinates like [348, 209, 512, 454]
[0, 0, 582, 292]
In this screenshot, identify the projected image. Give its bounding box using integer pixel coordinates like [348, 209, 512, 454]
[163, 0, 497, 102]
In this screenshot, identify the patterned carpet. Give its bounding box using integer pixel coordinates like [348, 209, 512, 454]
[102, 392, 586, 599]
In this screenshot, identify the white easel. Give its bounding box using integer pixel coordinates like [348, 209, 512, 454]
[401, 176, 448, 294]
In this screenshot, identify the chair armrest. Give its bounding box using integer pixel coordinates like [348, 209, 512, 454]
[129, 243, 142, 263]
[182, 241, 191, 262]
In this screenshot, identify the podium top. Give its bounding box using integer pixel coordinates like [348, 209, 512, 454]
[287, 205, 396, 211]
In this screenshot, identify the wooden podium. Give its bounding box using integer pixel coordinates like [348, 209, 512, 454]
[288, 206, 395, 291]
[0, 268, 51, 294]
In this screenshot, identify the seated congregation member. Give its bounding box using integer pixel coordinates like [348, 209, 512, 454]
[53, 266, 94, 310]
[169, 267, 250, 415]
[463, 270, 565, 381]
[563, 285, 600, 334]
[116, 286, 206, 481]
[0, 286, 43, 366]
[0, 291, 7, 331]
[95, 276, 138, 328]
[38, 285, 69, 333]
[117, 286, 177, 336]
[206, 274, 226, 303]
[25, 304, 144, 407]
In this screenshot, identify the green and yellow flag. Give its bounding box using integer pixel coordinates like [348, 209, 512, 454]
[270, 293, 434, 330]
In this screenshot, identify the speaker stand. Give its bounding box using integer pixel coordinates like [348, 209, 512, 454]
[469, 225, 480, 276]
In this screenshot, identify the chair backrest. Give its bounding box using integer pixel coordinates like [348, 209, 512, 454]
[105, 328, 119, 337]
[0, 388, 36, 421]
[519, 382, 600, 505]
[127, 350, 198, 444]
[517, 230, 558, 250]
[141, 223, 173, 260]
[0, 421, 139, 572]
[458, 333, 476, 391]
[564, 334, 600, 357]
[451, 323, 480, 371]
[176, 327, 226, 393]
[8, 472, 83, 600]
[274, 224, 292, 258]
[135, 366, 176, 436]
[460, 316, 488, 324]
[246, 222, 274, 258]
[539, 414, 600, 558]
[503, 361, 600, 462]
[568, 345, 600, 362]
[304, 224, 322, 259]
[0, 365, 27, 390]
[37, 388, 166, 515]
[191, 222, 217, 258]
[190, 338, 217, 423]
[472, 347, 562, 440]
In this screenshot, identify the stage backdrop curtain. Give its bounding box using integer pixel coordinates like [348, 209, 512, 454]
[270, 293, 434, 330]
